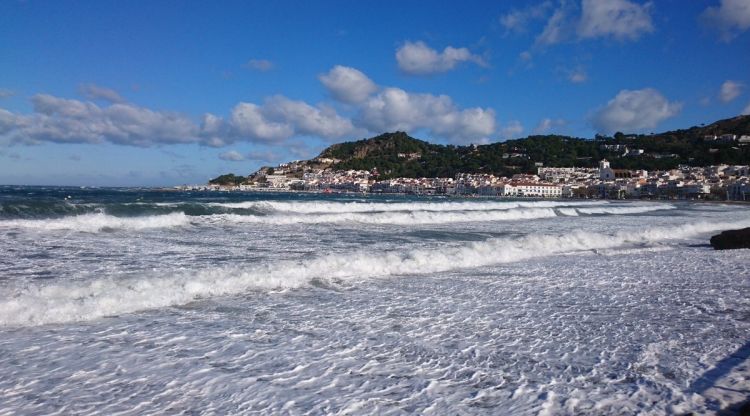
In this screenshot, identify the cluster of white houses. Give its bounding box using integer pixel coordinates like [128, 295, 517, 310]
[190, 159, 750, 201]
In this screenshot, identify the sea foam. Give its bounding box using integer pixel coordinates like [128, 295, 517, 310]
[1, 219, 747, 327]
[212, 199, 613, 213]
[0, 212, 191, 232]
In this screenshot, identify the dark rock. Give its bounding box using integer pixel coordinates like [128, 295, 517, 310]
[710, 227, 750, 250]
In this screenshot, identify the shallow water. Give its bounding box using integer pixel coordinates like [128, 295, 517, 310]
[0, 186, 748, 414]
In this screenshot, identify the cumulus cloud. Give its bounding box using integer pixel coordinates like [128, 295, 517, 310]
[577, 0, 653, 41]
[228, 102, 294, 143]
[0, 94, 200, 146]
[591, 88, 682, 134]
[262, 95, 356, 139]
[218, 150, 245, 161]
[319, 65, 377, 104]
[720, 80, 744, 102]
[533, 118, 567, 134]
[0, 89, 14, 99]
[743, 102, 750, 115]
[396, 41, 486, 75]
[1, 66, 503, 148]
[358, 87, 495, 143]
[500, 2, 553, 34]
[79, 83, 126, 103]
[701, 0, 750, 41]
[244, 59, 275, 71]
[0, 93, 356, 147]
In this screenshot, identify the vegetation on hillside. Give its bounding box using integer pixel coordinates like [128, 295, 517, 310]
[208, 173, 245, 185]
[320, 116, 750, 178]
[211, 115, 750, 183]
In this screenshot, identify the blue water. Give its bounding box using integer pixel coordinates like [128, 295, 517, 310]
[0, 186, 749, 414]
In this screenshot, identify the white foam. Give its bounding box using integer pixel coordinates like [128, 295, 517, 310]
[0, 212, 191, 233]
[212, 199, 612, 214]
[207, 207, 559, 225]
[574, 203, 675, 215]
[2, 218, 748, 327]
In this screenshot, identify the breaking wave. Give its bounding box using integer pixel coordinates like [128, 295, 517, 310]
[0, 202, 676, 230]
[2, 219, 747, 327]
[212, 199, 612, 214]
[207, 207, 560, 225]
[0, 212, 191, 232]
[558, 204, 675, 216]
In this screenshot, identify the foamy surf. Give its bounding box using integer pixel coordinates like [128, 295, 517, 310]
[0, 212, 191, 232]
[206, 207, 560, 225]
[2, 219, 747, 327]
[211, 199, 613, 213]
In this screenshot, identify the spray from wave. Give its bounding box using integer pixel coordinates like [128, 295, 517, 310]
[1, 219, 747, 327]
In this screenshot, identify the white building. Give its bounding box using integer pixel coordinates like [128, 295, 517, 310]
[599, 159, 615, 181]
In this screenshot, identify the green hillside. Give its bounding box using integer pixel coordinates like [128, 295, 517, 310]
[210, 115, 750, 183]
[319, 115, 750, 179]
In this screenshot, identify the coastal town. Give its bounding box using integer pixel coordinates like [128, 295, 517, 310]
[182, 157, 750, 201]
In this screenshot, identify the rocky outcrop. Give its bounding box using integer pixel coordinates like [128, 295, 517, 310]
[710, 228, 750, 250]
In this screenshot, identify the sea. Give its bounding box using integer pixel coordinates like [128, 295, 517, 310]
[0, 185, 749, 415]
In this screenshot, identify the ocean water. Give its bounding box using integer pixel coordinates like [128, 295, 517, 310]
[0, 186, 749, 415]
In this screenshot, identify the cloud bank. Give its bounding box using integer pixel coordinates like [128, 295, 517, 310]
[0, 67, 501, 148]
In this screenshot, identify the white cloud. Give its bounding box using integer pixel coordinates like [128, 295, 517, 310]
[0, 92, 356, 147]
[531, 0, 654, 46]
[720, 80, 744, 102]
[701, 0, 750, 41]
[591, 88, 682, 134]
[0, 94, 200, 146]
[536, 6, 571, 45]
[500, 2, 553, 34]
[500, 120, 524, 139]
[1, 66, 504, 148]
[244, 59, 274, 71]
[533, 118, 567, 134]
[262, 95, 356, 139]
[319, 65, 377, 104]
[742, 102, 750, 115]
[219, 150, 245, 161]
[568, 68, 588, 83]
[358, 87, 495, 143]
[79, 83, 126, 103]
[396, 41, 486, 75]
[0, 89, 14, 99]
[228, 102, 294, 143]
[577, 0, 653, 41]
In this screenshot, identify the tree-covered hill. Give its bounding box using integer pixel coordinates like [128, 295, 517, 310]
[318, 116, 749, 179]
[210, 115, 750, 183]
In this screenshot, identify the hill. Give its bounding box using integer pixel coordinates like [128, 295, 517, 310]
[210, 115, 750, 184]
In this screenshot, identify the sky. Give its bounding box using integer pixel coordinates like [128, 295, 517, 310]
[1, 0, 749, 186]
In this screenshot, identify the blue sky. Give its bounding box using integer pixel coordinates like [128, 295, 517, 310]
[1, 0, 749, 186]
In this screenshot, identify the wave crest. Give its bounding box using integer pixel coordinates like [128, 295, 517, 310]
[2, 219, 747, 327]
[0, 212, 190, 232]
